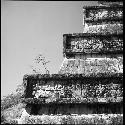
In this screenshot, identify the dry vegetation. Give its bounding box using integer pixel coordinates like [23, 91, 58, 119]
[1, 83, 25, 124]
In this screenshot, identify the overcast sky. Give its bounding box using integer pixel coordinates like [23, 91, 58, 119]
[1, 1, 98, 98]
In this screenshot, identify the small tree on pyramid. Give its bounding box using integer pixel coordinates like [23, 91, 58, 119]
[30, 54, 50, 74]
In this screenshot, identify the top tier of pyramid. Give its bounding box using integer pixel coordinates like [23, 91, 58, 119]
[59, 1, 123, 75]
[83, 1, 123, 34]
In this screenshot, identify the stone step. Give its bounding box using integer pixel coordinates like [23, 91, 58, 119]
[18, 110, 123, 124]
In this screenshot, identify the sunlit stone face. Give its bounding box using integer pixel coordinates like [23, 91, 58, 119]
[59, 56, 123, 74]
[83, 22, 123, 34]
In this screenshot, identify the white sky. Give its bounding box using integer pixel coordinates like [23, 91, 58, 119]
[1, 1, 98, 98]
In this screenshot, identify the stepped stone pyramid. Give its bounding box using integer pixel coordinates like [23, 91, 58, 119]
[21, 1, 123, 124]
